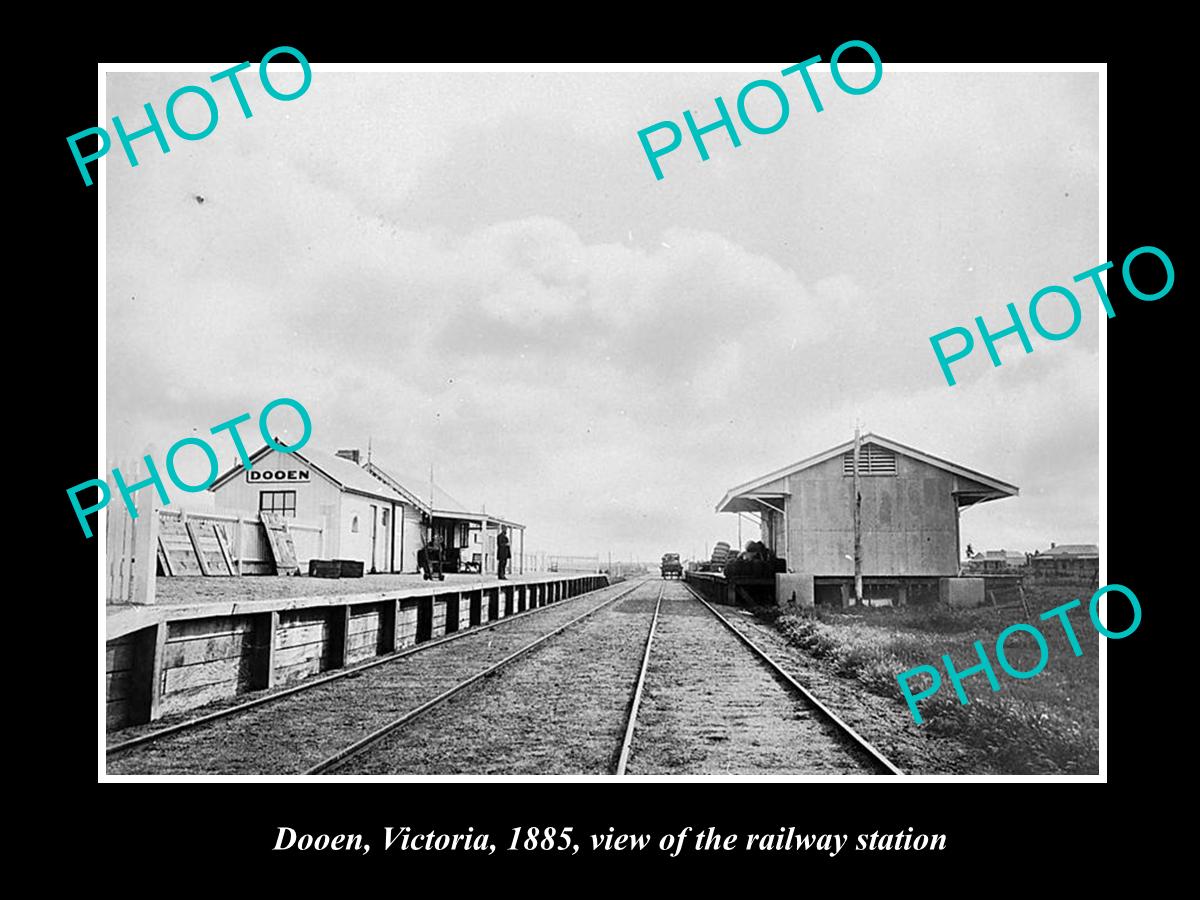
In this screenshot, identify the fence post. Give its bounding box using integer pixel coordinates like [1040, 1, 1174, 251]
[107, 466, 136, 603]
[130, 454, 159, 606]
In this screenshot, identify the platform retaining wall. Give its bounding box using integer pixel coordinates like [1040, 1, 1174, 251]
[106, 575, 609, 731]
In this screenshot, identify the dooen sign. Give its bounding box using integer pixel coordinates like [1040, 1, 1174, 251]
[247, 469, 310, 483]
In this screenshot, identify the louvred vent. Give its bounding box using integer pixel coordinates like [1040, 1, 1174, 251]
[842, 443, 897, 476]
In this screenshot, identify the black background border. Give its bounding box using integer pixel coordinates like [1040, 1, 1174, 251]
[37, 12, 1181, 879]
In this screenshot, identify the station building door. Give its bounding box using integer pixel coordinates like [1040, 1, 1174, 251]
[369, 504, 379, 574]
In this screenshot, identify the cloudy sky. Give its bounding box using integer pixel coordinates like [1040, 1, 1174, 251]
[105, 67, 1100, 562]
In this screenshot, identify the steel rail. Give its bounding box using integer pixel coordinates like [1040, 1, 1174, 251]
[306, 580, 648, 775]
[107, 577, 630, 757]
[614, 582, 664, 775]
[680, 581, 904, 776]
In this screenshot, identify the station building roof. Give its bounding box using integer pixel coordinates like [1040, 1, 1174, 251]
[210, 442, 525, 529]
[365, 461, 525, 530]
[210, 444, 410, 505]
[365, 461, 467, 516]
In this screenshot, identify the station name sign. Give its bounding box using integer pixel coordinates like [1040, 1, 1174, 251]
[247, 469, 310, 483]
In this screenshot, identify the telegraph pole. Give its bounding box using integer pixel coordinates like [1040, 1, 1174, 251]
[852, 423, 863, 607]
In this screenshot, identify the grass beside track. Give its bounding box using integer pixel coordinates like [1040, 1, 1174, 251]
[758, 582, 1100, 774]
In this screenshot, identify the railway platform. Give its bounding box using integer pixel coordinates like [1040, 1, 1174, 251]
[684, 569, 776, 606]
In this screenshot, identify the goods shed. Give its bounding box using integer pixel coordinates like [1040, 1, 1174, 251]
[716, 433, 1018, 607]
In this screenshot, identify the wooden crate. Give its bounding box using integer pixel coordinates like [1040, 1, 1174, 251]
[308, 559, 342, 578]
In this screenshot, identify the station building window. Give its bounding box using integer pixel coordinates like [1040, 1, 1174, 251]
[351, 515, 359, 533]
[259, 490, 297, 517]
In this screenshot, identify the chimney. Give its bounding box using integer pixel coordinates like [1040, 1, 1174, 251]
[336, 449, 361, 465]
[1050, 541, 1056, 549]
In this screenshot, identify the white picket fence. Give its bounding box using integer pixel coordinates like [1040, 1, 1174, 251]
[546, 554, 603, 573]
[105, 458, 159, 605]
[105, 456, 328, 604]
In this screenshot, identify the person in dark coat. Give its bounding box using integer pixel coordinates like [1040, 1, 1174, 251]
[497, 527, 511, 579]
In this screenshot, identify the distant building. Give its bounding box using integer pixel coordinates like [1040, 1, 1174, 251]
[1029, 542, 1099, 581]
[964, 549, 1027, 574]
[716, 433, 1018, 606]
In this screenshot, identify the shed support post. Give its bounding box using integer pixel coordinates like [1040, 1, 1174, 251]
[250, 611, 280, 689]
[331, 605, 351, 669]
[147, 621, 167, 721]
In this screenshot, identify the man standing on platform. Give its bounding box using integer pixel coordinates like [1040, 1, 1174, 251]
[497, 526, 511, 580]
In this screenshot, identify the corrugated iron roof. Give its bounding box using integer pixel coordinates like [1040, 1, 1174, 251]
[717, 432, 1019, 513]
[211, 444, 524, 527]
[364, 461, 472, 515]
[1037, 544, 1099, 557]
[210, 444, 408, 504]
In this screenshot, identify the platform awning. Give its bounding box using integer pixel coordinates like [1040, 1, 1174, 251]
[952, 486, 1017, 507]
[717, 492, 788, 515]
[432, 510, 524, 530]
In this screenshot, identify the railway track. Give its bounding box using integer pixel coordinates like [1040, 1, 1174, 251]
[323, 579, 900, 776]
[619, 581, 902, 775]
[318, 579, 666, 774]
[308, 580, 663, 774]
[106, 577, 644, 774]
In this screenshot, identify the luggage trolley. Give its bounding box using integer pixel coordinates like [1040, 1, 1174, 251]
[420, 533, 446, 581]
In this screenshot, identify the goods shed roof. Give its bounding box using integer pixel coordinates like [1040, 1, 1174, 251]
[717, 432, 1019, 513]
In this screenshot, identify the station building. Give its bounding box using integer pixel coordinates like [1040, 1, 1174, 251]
[366, 461, 526, 575]
[210, 445, 412, 573]
[716, 433, 1018, 607]
[209, 445, 525, 575]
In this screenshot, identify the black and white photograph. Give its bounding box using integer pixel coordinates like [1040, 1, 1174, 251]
[96, 61, 1105, 780]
